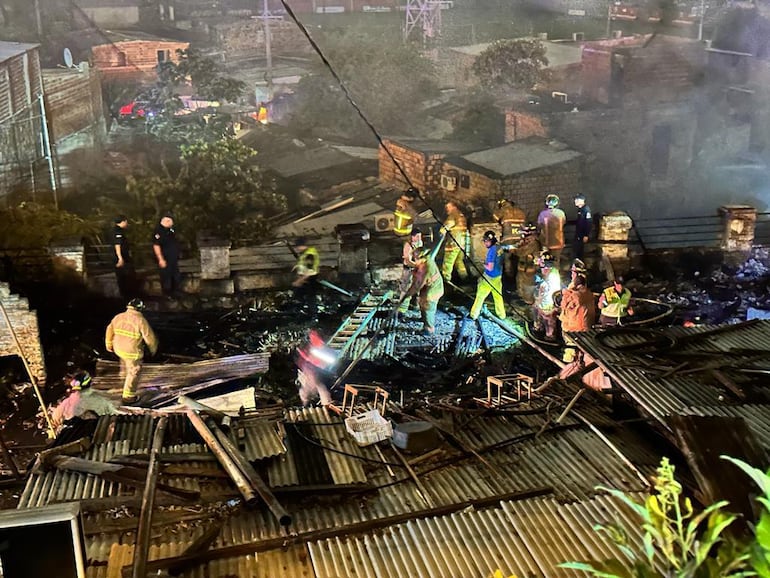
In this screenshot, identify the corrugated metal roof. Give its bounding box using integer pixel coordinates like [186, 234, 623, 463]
[571, 321, 770, 428]
[230, 420, 286, 461]
[448, 139, 582, 179]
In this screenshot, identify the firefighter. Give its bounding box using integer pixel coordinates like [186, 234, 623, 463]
[493, 199, 526, 291]
[533, 250, 562, 340]
[406, 248, 445, 335]
[50, 371, 117, 432]
[537, 194, 566, 268]
[598, 276, 635, 326]
[514, 224, 541, 305]
[441, 201, 469, 283]
[105, 299, 159, 405]
[470, 230, 506, 320]
[292, 237, 320, 314]
[573, 194, 593, 260]
[394, 187, 419, 236]
[296, 330, 333, 407]
[397, 227, 423, 321]
[570, 258, 587, 285]
[559, 273, 596, 333]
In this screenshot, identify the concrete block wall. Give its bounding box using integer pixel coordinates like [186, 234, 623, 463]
[440, 157, 582, 223]
[0, 282, 45, 382]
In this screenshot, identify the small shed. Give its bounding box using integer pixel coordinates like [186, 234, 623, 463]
[440, 137, 583, 220]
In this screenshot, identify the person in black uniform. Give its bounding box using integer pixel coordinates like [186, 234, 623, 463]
[152, 212, 181, 297]
[573, 194, 593, 260]
[112, 215, 135, 300]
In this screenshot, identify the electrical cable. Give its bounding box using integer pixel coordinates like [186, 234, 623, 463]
[285, 421, 407, 467]
[278, 0, 502, 299]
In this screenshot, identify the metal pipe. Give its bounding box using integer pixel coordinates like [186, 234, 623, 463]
[186, 410, 258, 506]
[37, 94, 58, 209]
[132, 416, 168, 578]
[205, 416, 291, 527]
[0, 296, 55, 438]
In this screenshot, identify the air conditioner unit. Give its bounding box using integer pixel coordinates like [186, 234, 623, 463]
[551, 91, 569, 104]
[373, 212, 396, 233]
[441, 174, 458, 191]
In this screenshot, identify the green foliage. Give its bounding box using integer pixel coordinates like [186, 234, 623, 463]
[560, 457, 750, 578]
[126, 139, 285, 245]
[722, 456, 770, 577]
[472, 39, 550, 93]
[0, 203, 102, 249]
[291, 30, 438, 142]
[139, 49, 245, 145]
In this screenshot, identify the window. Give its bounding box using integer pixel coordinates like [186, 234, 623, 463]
[157, 50, 166, 63]
[117, 51, 127, 66]
[651, 124, 671, 177]
[460, 174, 470, 188]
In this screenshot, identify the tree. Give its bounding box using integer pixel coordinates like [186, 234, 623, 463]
[138, 49, 246, 145]
[291, 31, 438, 142]
[472, 39, 550, 94]
[126, 140, 286, 245]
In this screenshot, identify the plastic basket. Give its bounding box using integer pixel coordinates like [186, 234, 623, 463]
[344, 409, 393, 447]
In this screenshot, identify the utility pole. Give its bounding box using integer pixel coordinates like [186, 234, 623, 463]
[263, 0, 273, 98]
[404, 0, 443, 45]
[34, 0, 43, 39]
[697, 0, 705, 41]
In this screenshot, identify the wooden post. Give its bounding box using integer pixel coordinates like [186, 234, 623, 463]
[186, 410, 258, 505]
[132, 416, 168, 578]
[205, 417, 291, 527]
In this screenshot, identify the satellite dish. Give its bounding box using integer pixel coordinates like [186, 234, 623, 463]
[63, 48, 73, 68]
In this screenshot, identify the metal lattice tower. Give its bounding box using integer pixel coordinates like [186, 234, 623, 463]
[404, 0, 443, 45]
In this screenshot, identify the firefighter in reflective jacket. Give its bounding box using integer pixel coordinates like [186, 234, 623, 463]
[105, 299, 158, 405]
[292, 237, 321, 314]
[598, 277, 634, 326]
[493, 199, 526, 290]
[514, 224, 541, 305]
[394, 187, 419, 236]
[406, 248, 444, 335]
[441, 200, 469, 283]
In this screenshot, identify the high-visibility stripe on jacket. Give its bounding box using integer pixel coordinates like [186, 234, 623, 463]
[105, 308, 158, 360]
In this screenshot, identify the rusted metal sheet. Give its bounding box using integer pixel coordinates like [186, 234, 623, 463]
[94, 353, 270, 394]
[571, 322, 770, 426]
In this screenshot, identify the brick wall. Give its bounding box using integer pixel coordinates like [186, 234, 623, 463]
[0, 48, 43, 123]
[617, 37, 705, 107]
[441, 158, 582, 222]
[379, 139, 459, 194]
[504, 110, 548, 142]
[43, 67, 104, 142]
[379, 140, 430, 191]
[92, 40, 189, 81]
[211, 19, 311, 60]
[0, 282, 46, 382]
[581, 36, 705, 106]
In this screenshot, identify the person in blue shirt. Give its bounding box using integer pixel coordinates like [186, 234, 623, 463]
[470, 230, 507, 320]
[573, 194, 593, 260]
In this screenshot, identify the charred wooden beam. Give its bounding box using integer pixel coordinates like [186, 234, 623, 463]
[205, 416, 291, 528]
[186, 409, 258, 506]
[132, 415, 168, 578]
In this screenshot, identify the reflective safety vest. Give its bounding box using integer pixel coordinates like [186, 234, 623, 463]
[296, 247, 320, 277]
[105, 308, 158, 360]
[601, 286, 632, 320]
